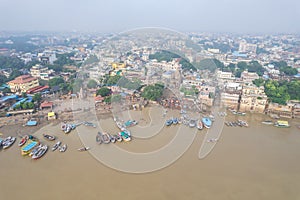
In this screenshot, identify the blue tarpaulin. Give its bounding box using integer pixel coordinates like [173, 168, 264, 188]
[27, 120, 37, 126]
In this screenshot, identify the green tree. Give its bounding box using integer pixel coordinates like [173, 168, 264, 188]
[49, 77, 65, 87]
[87, 79, 98, 89]
[21, 92, 27, 98]
[27, 102, 35, 109]
[96, 87, 111, 97]
[253, 78, 265, 87]
[33, 93, 42, 103]
[141, 84, 164, 101]
[106, 75, 122, 85]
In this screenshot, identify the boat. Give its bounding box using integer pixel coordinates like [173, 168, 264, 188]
[32, 144, 48, 159]
[78, 147, 90, 152]
[61, 123, 72, 134]
[189, 119, 196, 128]
[119, 131, 131, 142]
[262, 120, 273, 125]
[115, 134, 122, 142]
[236, 112, 246, 116]
[18, 135, 29, 147]
[197, 119, 203, 130]
[165, 119, 173, 126]
[21, 140, 39, 156]
[52, 141, 61, 151]
[0, 138, 3, 147]
[59, 144, 67, 152]
[172, 118, 178, 125]
[109, 134, 116, 143]
[101, 132, 111, 144]
[274, 120, 290, 128]
[96, 133, 102, 144]
[29, 144, 42, 157]
[207, 138, 218, 143]
[43, 134, 56, 141]
[202, 117, 212, 129]
[124, 120, 138, 127]
[2, 136, 16, 149]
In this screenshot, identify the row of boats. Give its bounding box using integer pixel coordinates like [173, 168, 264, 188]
[165, 117, 213, 129]
[225, 120, 249, 127]
[96, 130, 131, 144]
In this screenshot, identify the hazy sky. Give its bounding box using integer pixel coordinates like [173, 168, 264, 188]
[0, 0, 299, 33]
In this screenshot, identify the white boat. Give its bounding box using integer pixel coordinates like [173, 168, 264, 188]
[78, 147, 90, 151]
[32, 144, 48, 159]
[197, 119, 203, 130]
[2, 136, 16, 149]
[262, 120, 273, 125]
[59, 144, 67, 152]
[29, 144, 43, 157]
[52, 141, 61, 151]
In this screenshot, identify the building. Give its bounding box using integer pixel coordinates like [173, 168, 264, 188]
[30, 64, 53, 80]
[221, 83, 242, 110]
[241, 70, 259, 84]
[38, 51, 57, 65]
[267, 103, 293, 118]
[198, 86, 215, 107]
[239, 41, 257, 53]
[239, 84, 268, 113]
[7, 75, 39, 93]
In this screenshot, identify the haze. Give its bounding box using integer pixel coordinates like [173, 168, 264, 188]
[0, 0, 299, 33]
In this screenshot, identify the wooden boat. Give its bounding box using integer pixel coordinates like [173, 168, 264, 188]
[109, 134, 116, 143]
[52, 141, 61, 151]
[115, 134, 122, 142]
[119, 131, 131, 142]
[2, 136, 16, 149]
[197, 119, 203, 130]
[21, 140, 39, 156]
[32, 144, 48, 159]
[78, 147, 90, 152]
[101, 132, 111, 144]
[18, 135, 29, 147]
[165, 119, 173, 126]
[262, 120, 273, 125]
[274, 120, 290, 128]
[202, 117, 212, 129]
[96, 133, 102, 144]
[43, 134, 56, 141]
[172, 118, 178, 125]
[189, 119, 196, 128]
[29, 144, 42, 157]
[59, 144, 67, 152]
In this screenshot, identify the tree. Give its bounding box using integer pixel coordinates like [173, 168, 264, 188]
[33, 93, 42, 103]
[141, 84, 164, 101]
[87, 79, 97, 89]
[253, 78, 265, 87]
[49, 77, 65, 87]
[96, 87, 111, 97]
[106, 75, 122, 86]
[21, 92, 27, 98]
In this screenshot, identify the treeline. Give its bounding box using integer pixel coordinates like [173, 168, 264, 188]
[253, 78, 300, 105]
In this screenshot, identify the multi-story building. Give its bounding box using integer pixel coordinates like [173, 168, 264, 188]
[239, 84, 268, 113]
[198, 86, 215, 107]
[266, 102, 293, 118]
[30, 64, 53, 80]
[241, 70, 259, 84]
[7, 75, 39, 93]
[239, 41, 257, 53]
[220, 82, 242, 110]
[38, 51, 57, 65]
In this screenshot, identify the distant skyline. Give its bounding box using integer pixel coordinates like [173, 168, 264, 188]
[0, 0, 299, 34]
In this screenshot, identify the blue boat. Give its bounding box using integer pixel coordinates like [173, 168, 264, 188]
[165, 119, 173, 126]
[172, 118, 178, 125]
[202, 117, 212, 129]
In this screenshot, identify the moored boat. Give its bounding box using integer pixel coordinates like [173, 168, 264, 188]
[52, 141, 61, 151]
[18, 135, 29, 147]
[78, 147, 90, 151]
[96, 133, 102, 144]
[32, 144, 48, 159]
[202, 117, 212, 129]
[165, 119, 173, 126]
[43, 134, 56, 141]
[29, 144, 42, 157]
[189, 119, 196, 128]
[274, 120, 290, 128]
[262, 120, 273, 125]
[109, 134, 116, 143]
[101, 132, 111, 144]
[119, 131, 131, 142]
[172, 118, 178, 125]
[115, 134, 122, 142]
[59, 144, 67, 152]
[2, 136, 16, 149]
[197, 119, 203, 130]
[21, 140, 39, 156]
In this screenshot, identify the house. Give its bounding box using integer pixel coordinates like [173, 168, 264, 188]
[7, 75, 39, 93]
[239, 84, 267, 113]
[241, 70, 259, 84]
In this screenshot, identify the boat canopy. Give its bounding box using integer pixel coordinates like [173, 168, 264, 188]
[22, 141, 38, 151]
